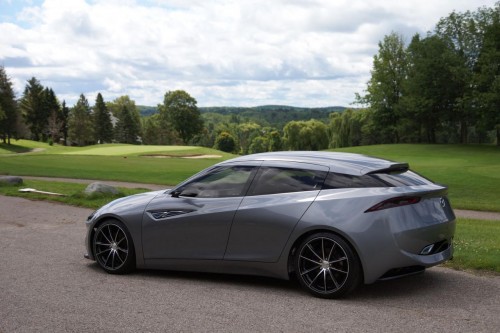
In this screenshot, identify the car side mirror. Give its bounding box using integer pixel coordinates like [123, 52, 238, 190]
[170, 189, 182, 198]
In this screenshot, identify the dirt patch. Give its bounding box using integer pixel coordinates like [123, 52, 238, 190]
[142, 154, 222, 159]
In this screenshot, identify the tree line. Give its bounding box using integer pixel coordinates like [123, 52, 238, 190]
[354, 3, 500, 146]
[1, 3, 498, 150]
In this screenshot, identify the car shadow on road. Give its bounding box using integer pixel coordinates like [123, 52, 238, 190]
[86, 262, 496, 303]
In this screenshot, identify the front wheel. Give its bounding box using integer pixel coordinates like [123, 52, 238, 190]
[93, 220, 135, 274]
[294, 233, 361, 298]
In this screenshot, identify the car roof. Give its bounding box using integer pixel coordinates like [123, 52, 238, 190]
[223, 151, 408, 176]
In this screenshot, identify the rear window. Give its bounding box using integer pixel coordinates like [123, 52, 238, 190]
[248, 167, 327, 195]
[323, 170, 433, 189]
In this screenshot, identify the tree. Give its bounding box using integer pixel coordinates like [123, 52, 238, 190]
[107, 96, 142, 144]
[236, 122, 261, 154]
[435, 8, 493, 143]
[60, 101, 70, 146]
[93, 93, 113, 143]
[19, 77, 47, 141]
[476, 15, 500, 145]
[214, 131, 237, 153]
[284, 119, 328, 150]
[114, 105, 140, 144]
[359, 32, 407, 143]
[160, 90, 203, 144]
[44, 88, 61, 144]
[0, 66, 17, 144]
[403, 34, 464, 143]
[68, 94, 93, 146]
[248, 136, 269, 154]
[267, 130, 282, 151]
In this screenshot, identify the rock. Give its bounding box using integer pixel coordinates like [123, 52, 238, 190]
[0, 176, 23, 185]
[84, 182, 119, 195]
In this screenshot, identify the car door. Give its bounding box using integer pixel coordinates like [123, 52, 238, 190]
[224, 161, 329, 262]
[142, 163, 259, 260]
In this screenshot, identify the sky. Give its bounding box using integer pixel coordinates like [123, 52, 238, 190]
[0, 0, 498, 107]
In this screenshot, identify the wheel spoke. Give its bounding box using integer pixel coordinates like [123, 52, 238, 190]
[116, 246, 128, 254]
[300, 265, 320, 276]
[328, 268, 340, 289]
[115, 252, 124, 264]
[323, 269, 327, 292]
[306, 244, 323, 261]
[116, 237, 126, 246]
[104, 250, 113, 266]
[308, 269, 323, 287]
[101, 230, 112, 244]
[329, 257, 347, 264]
[321, 238, 326, 260]
[300, 255, 320, 265]
[330, 267, 348, 274]
[327, 242, 335, 261]
[96, 248, 111, 256]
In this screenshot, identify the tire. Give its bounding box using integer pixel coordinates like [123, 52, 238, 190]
[294, 232, 361, 298]
[93, 219, 136, 274]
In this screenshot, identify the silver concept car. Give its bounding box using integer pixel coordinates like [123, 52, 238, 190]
[84, 151, 455, 298]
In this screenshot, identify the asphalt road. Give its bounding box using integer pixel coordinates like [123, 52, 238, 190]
[0, 196, 499, 333]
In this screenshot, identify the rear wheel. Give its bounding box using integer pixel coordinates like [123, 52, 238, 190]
[294, 232, 361, 298]
[93, 220, 135, 274]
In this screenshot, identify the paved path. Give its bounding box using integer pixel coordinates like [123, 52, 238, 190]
[0, 195, 499, 332]
[22, 176, 500, 220]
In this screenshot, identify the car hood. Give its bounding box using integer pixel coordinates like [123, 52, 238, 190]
[92, 190, 168, 220]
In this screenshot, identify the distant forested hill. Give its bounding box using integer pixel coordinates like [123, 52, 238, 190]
[138, 104, 346, 128]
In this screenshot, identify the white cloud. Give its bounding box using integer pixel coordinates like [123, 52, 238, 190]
[0, 0, 498, 106]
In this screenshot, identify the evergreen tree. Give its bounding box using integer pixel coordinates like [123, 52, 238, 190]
[60, 101, 70, 146]
[114, 105, 139, 144]
[68, 94, 93, 146]
[19, 77, 47, 141]
[93, 93, 113, 143]
[0, 66, 17, 144]
[107, 96, 141, 143]
[44, 88, 61, 144]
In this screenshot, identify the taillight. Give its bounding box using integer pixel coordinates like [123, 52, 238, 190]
[364, 196, 421, 213]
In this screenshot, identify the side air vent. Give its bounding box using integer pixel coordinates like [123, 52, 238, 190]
[149, 210, 194, 220]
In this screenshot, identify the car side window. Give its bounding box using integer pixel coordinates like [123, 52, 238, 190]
[178, 166, 255, 198]
[248, 167, 327, 196]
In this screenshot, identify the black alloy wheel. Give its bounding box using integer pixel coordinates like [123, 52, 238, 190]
[93, 220, 135, 274]
[295, 232, 361, 298]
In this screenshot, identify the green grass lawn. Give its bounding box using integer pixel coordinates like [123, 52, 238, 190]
[0, 142, 233, 185]
[443, 218, 500, 273]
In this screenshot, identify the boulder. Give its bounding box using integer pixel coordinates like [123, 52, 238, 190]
[84, 182, 119, 195]
[0, 176, 23, 185]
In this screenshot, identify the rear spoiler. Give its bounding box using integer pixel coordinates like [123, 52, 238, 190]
[366, 163, 409, 175]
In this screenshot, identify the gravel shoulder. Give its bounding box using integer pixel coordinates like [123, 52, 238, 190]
[1, 195, 499, 333]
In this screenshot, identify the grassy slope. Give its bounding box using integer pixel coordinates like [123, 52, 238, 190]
[332, 144, 500, 211]
[0, 142, 233, 185]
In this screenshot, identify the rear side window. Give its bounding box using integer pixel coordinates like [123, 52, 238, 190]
[323, 170, 433, 189]
[248, 167, 327, 195]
